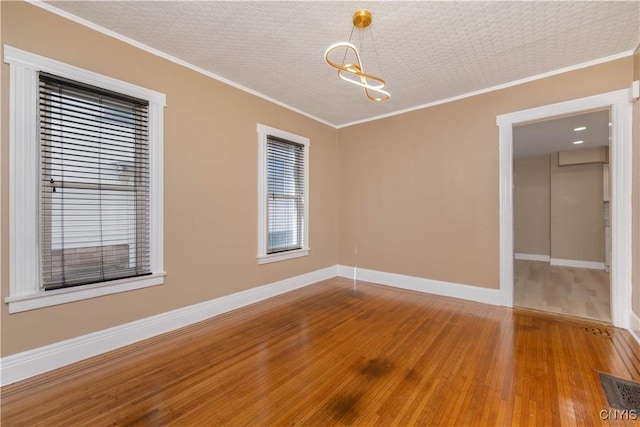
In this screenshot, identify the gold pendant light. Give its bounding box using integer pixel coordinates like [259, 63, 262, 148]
[324, 9, 390, 102]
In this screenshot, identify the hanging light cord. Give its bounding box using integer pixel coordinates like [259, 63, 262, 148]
[341, 25, 355, 67]
[369, 25, 386, 83]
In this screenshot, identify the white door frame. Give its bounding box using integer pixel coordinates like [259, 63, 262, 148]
[497, 88, 633, 328]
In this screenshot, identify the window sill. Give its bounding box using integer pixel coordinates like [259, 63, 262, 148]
[4, 273, 166, 313]
[257, 248, 309, 265]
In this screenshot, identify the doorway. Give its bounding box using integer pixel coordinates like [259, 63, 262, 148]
[497, 89, 633, 328]
[512, 110, 611, 321]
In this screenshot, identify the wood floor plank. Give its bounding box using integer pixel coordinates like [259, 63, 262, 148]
[2, 277, 640, 426]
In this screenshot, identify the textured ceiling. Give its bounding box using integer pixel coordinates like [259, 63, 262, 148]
[513, 110, 610, 159]
[42, 1, 640, 128]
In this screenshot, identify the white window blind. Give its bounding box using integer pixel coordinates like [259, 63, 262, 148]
[39, 72, 151, 290]
[266, 136, 305, 254]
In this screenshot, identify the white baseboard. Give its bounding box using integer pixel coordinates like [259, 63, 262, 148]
[337, 265, 503, 307]
[550, 258, 605, 270]
[629, 312, 640, 345]
[514, 253, 550, 262]
[0, 265, 337, 386]
[514, 254, 605, 271]
[337, 264, 355, 279]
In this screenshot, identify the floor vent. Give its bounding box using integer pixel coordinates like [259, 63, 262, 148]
[600, 373, 640, 411]
[584, 327, 614, 337]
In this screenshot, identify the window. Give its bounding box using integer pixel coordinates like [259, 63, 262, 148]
[257, 124, 310, 264]
[39, 73, 151, 290]
[5, 46, 166, 313]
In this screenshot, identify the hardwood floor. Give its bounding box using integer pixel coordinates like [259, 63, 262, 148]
[2, 277, 640, 426]
[514, 260, 611, 322]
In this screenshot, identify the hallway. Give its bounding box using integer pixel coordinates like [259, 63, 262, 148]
[514, 260, 611, 322]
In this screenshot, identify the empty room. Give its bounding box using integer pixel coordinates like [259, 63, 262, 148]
[2, 1, 640, 425]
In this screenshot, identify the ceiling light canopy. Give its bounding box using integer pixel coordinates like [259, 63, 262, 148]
[324, 9, 390, 102]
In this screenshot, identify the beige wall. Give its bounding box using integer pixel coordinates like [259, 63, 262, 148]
[1, 2, 338, 356]
[514, 156, 551, 256]
[550, 155, 604, 262]
[337, 57, 632, 289]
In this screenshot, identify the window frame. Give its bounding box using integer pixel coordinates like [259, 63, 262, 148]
[4, 46, 166, 313]
[257, 124, 310, 264]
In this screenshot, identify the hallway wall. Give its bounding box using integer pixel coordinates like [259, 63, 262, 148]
[514, 153, 605, 263]
[514, 155, 551, 257]
[550, 155, 605, 263]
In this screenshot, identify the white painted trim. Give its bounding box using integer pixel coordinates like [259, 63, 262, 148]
[256, 124, 311, 148]
[629, 312, 640, 345]
[4, 46, 166, 105]
[256, 124, 310, 264]
[4, 46, 166, 312]
[513, 254, 606, 270]
[497, 90, 629, 126]
[337, 265, 503, 307]
[497, 88, 633, 328]
[337, 264, 355, 279]
[338, 51, 634, 129]
[549, 259, 605, 270]
[5, 273, 166, 313]
[610, 95, 634, 329]
[25, 0, 335, 129]
[257, 249, 310, 265]
[498, 120, 515, 307]
[7, 53, 39, 301]
[514, 253, 551, 262]
[149, 102, 165, 275]
[0, 265, 337, 386]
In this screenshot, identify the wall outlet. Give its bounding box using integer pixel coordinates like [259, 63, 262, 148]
[631, 80, 639, 101]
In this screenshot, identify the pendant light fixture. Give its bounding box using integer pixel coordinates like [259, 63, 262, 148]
[324, 9, 390, 102]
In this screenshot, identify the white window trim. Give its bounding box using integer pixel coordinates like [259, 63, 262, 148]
[257, 123, 310, 264]
[4, 46, 166, 313]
